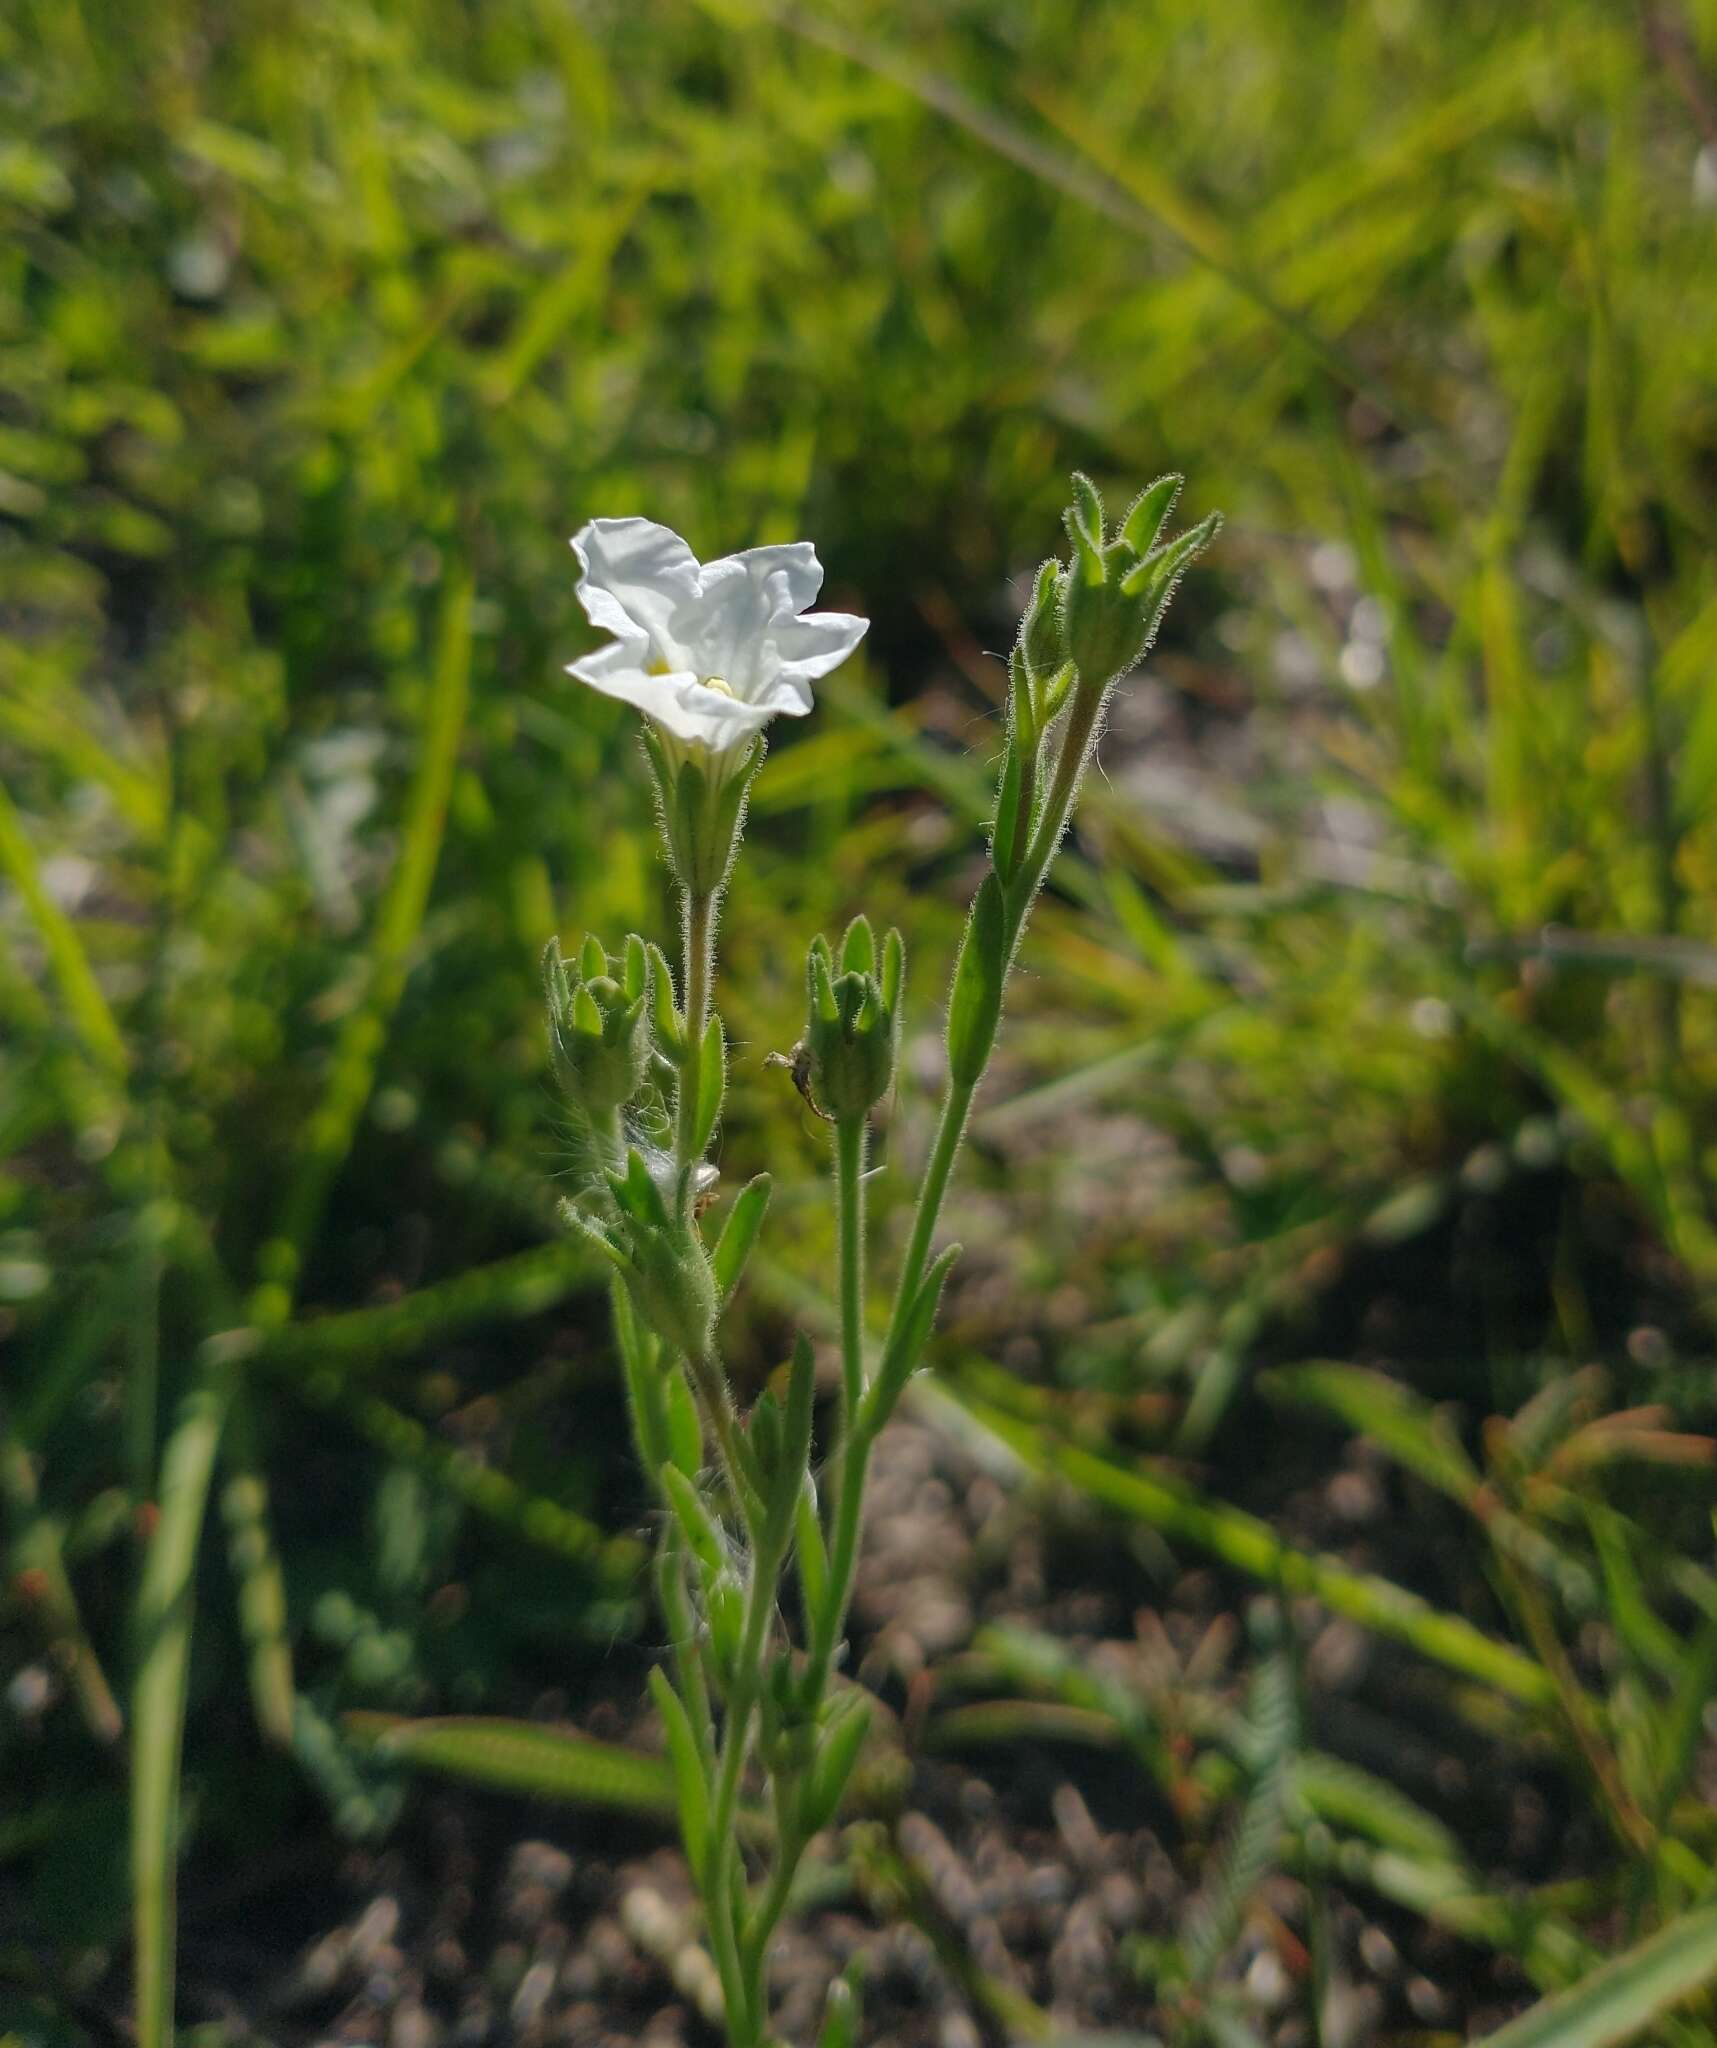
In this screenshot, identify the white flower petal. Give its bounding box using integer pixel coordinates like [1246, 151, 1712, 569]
[717, 542, 824, 618]
[566, 646, 778, 749]
[566, 516, 867, 753]
[571, 517, 702, 668]
[768, 610, 871, 693]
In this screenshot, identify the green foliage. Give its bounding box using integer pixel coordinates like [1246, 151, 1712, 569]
[6, 0, 1717, 2040]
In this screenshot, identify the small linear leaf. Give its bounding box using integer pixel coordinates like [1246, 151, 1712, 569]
[646, 1670, 711, 1881]
[711, 1174, 771, 1304]
[693, 1013, 726, 1156]
[346, 1710, 678, 1816]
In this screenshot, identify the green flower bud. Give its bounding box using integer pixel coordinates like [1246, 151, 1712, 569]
[544, 935, 652, 1116]
[799, 919, 904, 1124]
[1054, 470, 1222, 691]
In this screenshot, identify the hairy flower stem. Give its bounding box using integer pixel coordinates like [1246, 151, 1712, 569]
[687, 1344, 761, 1537]
[835, 1118, 866, 1424]
[806, 677, 1110, 1706]
[676, 885, 717, 1174]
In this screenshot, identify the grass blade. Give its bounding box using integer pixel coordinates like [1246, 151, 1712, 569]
[1471, 1902, 1717, 2048]
[131, 1368, 232, 2048]
[950, 1388, 1556, 1708]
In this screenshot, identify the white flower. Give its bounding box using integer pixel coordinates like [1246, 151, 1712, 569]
[567, 517, 869, 754]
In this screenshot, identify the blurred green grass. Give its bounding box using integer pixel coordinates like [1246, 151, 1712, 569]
[7, 0, 1717, 2029]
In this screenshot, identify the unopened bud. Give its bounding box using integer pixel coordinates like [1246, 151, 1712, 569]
[544, 935, 652, 1116]
[800, 920, 904, 1123]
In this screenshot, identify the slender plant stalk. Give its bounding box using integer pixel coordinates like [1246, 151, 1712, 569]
[677, 885, 717, 1169]
[836, 1117, 866, 1420]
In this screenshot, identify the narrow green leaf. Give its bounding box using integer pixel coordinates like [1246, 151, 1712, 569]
[693, 1013, 725, 1156]
[647, 1667, 712, 1881]
[661, 1464, 727, 1578]
[780, 1333, 817, 1517]
[1262, 1363, 1480, 1500]
[991, 742, 1024, 880]
[1470, 1902, 1717, 2048]
[347, 1710, 680, 1816]
[648, 941, 685, 1056]
[950, 1390, 1556, 1707]
[132, 1372, 234, 2048]
[796, 1474, 829, 1635]
[866, 1243, 961, 1430]
[663, 1362, 704, 1479]
[711, 1174, 772, 1304]
[801, 1693, 874, 1836]
[945, 872, 1007, 1087]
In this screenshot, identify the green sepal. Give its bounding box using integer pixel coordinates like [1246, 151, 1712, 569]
[558, 1199, 633, 1280]
[1065, 473, 1105, 583]
[1039, 661, 1076, 724]
[945, 872, 1007, 1088]
[691, 1012, 726, 1156]
[711, 1173, 772, 1305]
[572, 984, 603, 1037]
[1021, 557, 1065, 683]
[879, 929, 904, 1019]
[840, 914, 876, 977]
[1119, 473, 1182, 557]
[648, 1665, 711, 1883]
[622, 933, 648, 1002]
[807, 935, 838, 1022]
[1119, 509, 1223, 601]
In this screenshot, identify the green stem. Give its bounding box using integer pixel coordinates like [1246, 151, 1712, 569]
[835, 1118, 866, 1421]
[808, 678, 1109, 1711]
[880, 1075, 977, 1359]
[688, 1344, 762, 1538]
[742, 1775, 804, 1979]
[677, 886, 717, 1173]
[706, 1527, 789, 2048]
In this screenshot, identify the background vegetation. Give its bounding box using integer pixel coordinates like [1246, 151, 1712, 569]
[7, 0, 1717, 2040]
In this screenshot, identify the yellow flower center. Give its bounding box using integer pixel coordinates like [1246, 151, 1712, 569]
[648, 658, 733, 698]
